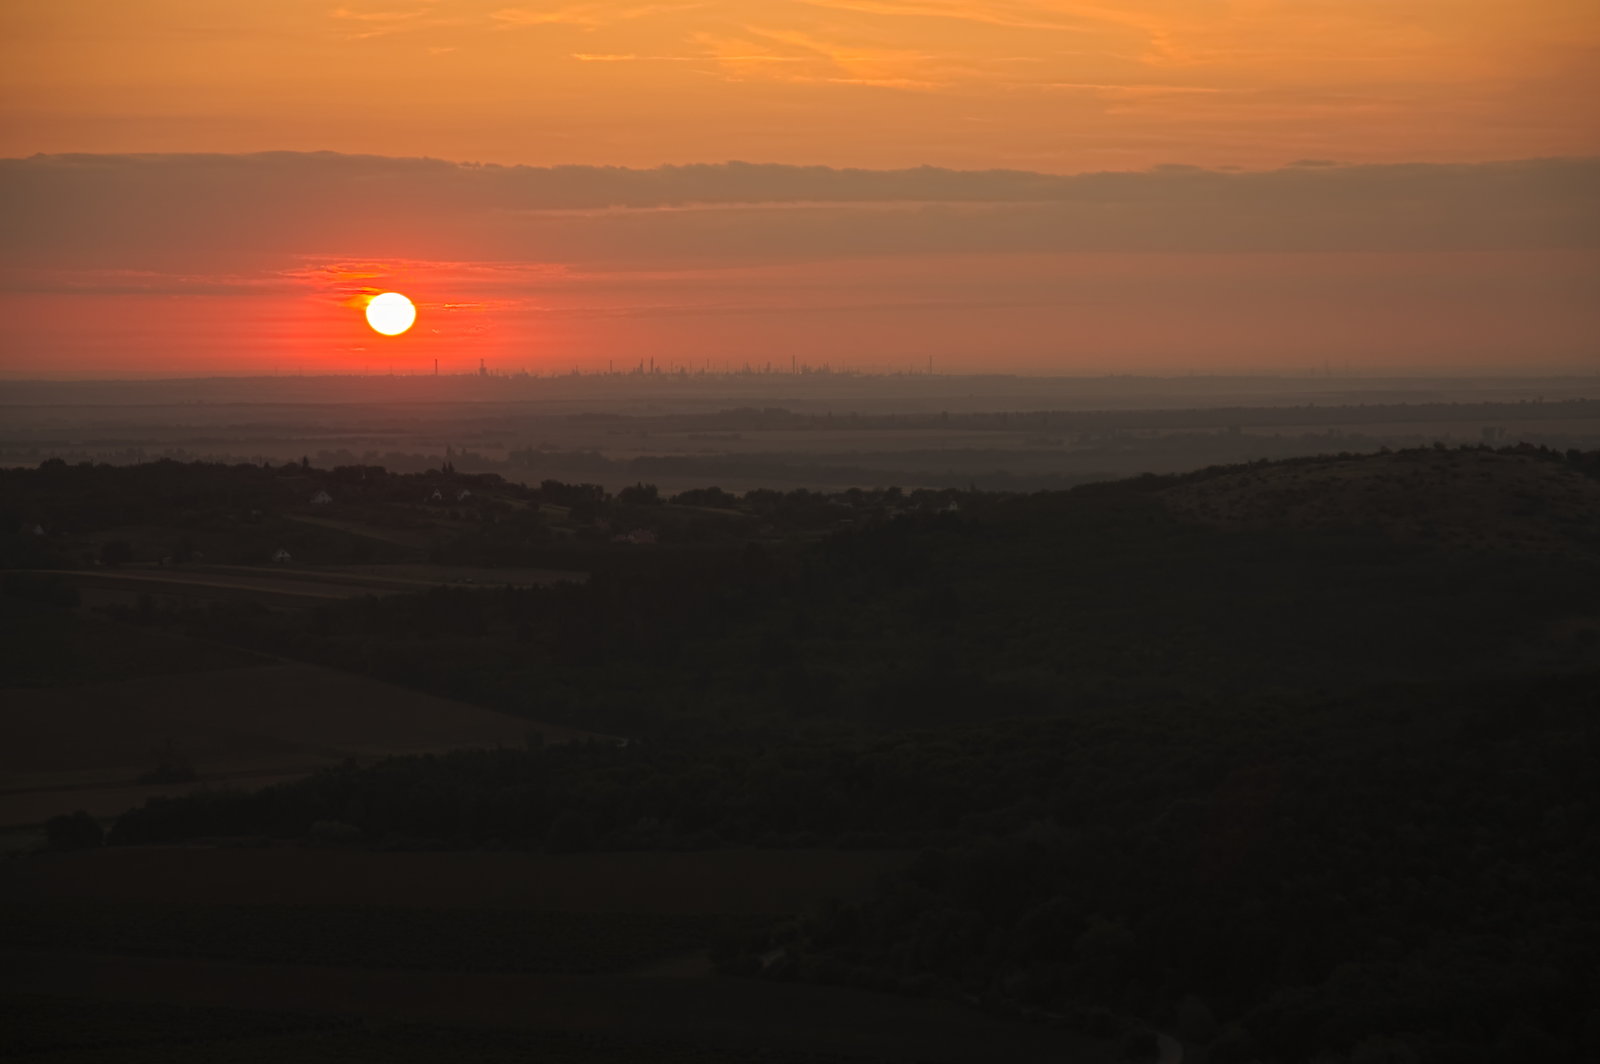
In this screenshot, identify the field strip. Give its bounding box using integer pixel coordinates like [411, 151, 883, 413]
[0, 662, 600, 826]
[194, 563, 584, 590]
[0, 949, 1102, 1062]
[280, 513, 429, 546]
[0, 765, 311, 799]
[38, 565, 584, 598]
[37, 569, 351, 600]
[2, 848, 909, 913]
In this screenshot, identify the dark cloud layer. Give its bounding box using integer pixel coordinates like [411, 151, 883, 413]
[3, 152, 1596, 273]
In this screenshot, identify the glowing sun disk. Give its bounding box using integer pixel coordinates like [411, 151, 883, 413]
[366, 292, 416, 336]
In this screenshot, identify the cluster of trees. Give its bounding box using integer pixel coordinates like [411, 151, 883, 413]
[1, 456, 992, 571]
[106, 672, 1597, 1060]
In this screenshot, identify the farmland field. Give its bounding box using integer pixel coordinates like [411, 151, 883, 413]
[0, 662, 594, 829]
[0, 848, 906, 978]
[0, 848, 1109, 1064]
[1, 959, 1113, 1063]
[2, 597, 270, 687]
[1, 847, 907, 913]
[2, 904, 750, 976]
[1, 996, 868, 1063]
[0, 849, 902, 981]
[41, 562, 585, 609]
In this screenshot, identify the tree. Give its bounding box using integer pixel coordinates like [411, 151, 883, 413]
[545, 810, 594, 853]
[671, 486, 738, 508]
[1176, 994, 1219, 1046]
[618, 482, 661, 506]
[46, 810, 103, 850]
[1, 572, 79, 608]
[1075, 915, 1137, 985]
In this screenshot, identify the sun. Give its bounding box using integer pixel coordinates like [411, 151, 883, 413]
[365, 292, 416, 336]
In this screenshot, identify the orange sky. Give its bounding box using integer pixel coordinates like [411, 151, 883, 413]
[5, 1, 1598, 169]
[1, 2, 1597, 375]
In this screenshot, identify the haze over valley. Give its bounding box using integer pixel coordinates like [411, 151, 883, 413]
[7, 372, 1597, 494]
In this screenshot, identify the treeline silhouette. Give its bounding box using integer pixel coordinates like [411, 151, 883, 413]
[1, 454, 983, 571]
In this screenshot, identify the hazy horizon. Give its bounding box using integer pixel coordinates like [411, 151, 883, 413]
[4, 366, 1599, 383]
[4, 152, 1596, 379]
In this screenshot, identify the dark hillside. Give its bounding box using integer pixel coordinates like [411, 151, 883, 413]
[1163, 446, 1600, 558]
[5, 446, 1598, 1062]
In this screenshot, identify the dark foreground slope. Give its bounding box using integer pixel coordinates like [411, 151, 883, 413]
[4, 446, 1599, 1063]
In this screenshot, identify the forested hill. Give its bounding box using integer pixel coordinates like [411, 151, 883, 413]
[7, 444, 1600, 1062]
[1163, 445, 1600, 558]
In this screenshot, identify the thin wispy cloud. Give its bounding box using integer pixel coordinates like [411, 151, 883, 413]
[688, 25, 945, 87]
[329, 6, 430, 20]
[794, 0, 1099, 33]
[328, 4, 463, 41]
[491, 3, 706, 29]
[1036, 82, 1228, 97]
